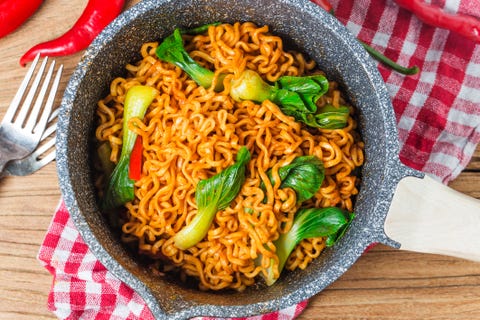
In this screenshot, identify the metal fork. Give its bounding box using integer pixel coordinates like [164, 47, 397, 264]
[1, 109, 58, 178]
[0, 54, 63, 172]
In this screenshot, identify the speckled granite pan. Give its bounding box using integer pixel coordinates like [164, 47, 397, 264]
[56, 0, 423, 319]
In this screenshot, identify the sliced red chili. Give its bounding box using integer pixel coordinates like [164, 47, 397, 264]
[0, 0, 44, 39]
[20, 0, 125, 66]
[129, 135, 143, 181]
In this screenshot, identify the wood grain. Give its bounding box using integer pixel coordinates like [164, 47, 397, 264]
[0, 1, 479, 319]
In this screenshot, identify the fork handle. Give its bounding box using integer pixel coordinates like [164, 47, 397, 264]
[0, 141, 15, 172]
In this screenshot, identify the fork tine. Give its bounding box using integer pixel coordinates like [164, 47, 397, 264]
[2, 53, 41, 124]
[32, 112, 57, 159]
[43, 65, 63, 124]
[34, 148, 57, 172]
[32, 133, 56, 159]
[33, 104, 59, 134]
[47, 103, 60, 123]
[24, 61, 56, 132]
[40, 121, 57, 140]
[14, 56, 49, 127]
[28, 63, 63, 135]
[37, 148, 56, 168]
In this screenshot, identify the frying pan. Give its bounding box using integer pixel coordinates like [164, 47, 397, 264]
[56, 0, 480, 319]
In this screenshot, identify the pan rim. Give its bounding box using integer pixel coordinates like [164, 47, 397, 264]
[55, 0, 414, 318]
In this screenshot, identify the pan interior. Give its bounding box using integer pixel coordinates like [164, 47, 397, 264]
[57, 0, 401, 318]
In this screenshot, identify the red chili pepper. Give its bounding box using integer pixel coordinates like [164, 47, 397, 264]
[310, 0, 334, 14]
[395, 0, 480, 44]
[0, 0, 44, 38]
[129, 135, 143, 181]
[19, 0, 125, 66]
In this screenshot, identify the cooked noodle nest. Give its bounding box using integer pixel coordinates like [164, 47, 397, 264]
[95, 21, 364, 291]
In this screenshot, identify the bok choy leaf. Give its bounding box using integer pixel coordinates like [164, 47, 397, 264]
[263, 207, 354, 286]
[304, 105, 350, 129]
[155, 28, 221, 90]
[262, 155, 324, 203]
[155, 27, 349, 129]
[230, 70, 340, 129]
[173, 146, 251, 250]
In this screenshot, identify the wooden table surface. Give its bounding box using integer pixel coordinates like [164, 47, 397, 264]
[0, 1, 479, 319]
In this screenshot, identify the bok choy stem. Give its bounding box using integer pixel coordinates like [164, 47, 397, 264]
[102, 85, 158, 211]
[173, 146, 251, 250]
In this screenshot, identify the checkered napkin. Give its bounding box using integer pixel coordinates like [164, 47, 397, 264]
[38, 0, 480, 319]
[333, 0, 480, 183]
[39, 201, 308, 319]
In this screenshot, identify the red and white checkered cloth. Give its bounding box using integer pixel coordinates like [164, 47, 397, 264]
[39, 201, 308, 319]
[39, 0, 480, 319]
[334, 0, 480, 183]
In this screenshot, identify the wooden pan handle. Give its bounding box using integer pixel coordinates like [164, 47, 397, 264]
[384, 175, 480, 261]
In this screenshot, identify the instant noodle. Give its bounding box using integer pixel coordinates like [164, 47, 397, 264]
[95, 22, 364, 291]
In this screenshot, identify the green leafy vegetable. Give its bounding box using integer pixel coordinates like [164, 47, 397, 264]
[156, 28, 221, 90]
[155, 27, 349, 129]
[230, 70, 341, 129]
[102, 85, 158, 211]
[276, 75, 329, 112]
[263, 207, 354, 286]
[262, 155, 324, 203]
[303, 105, 350, 129]
[231, 69, 329, 113]
[173, 146, 251, 250]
